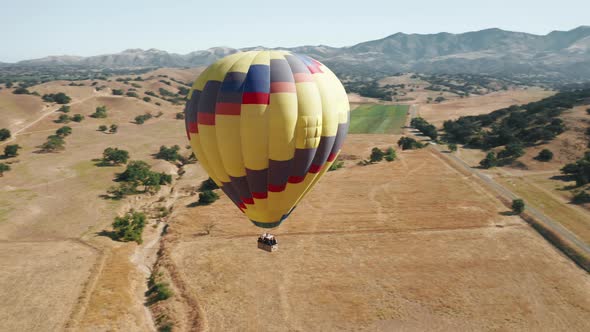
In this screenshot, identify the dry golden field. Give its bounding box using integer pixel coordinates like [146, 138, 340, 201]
[1, 70, 589, 332]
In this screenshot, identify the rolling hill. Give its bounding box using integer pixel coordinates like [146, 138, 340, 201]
[4, 26, 590, 80]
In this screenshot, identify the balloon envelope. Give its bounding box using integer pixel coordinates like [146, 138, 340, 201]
[185, 50, 349, 228]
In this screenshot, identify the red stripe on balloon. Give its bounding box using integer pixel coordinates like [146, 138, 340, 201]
[327, 153, 337, 162]
[216, 102, 241, 115]
[270, 82, 296, 93]
[268, 183, 286, 192]
[242, 92, 270, 104]
[252, 192, 268, 199]
[242, 197, 254, 205]
[188, 121, 198, 133]
[308, 164, 322, 173]
[288, 175, 305, 183]
[198, 113, 215, 125]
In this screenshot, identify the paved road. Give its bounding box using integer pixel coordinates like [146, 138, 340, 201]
[407, 104, 590, 257]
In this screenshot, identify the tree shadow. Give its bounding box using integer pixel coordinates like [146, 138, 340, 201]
[550, 174, 574, 182]
[499, 211, 516, 216]
[186, 201, 203, 208]
[96, 230, 118, 241]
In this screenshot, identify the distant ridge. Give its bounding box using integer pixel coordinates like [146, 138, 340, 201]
[6, 26, 590, 79]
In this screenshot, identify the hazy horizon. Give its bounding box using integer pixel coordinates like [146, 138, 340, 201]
[2, 0, 589, 62]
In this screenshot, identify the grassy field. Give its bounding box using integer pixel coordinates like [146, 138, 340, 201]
[349, 104, 409, 134]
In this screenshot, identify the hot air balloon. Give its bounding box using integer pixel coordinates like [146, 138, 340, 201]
[184, 50, 349, 237]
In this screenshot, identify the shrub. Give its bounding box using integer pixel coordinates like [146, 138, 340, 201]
[199, 178, 219, 191]
[71, 114, 84, 122]
[13, 87, 30, 95]
[40, 135, 65, 152]
[572, 190, 590, 204]
[143, 96, 151, 102]
[369, 148, 384, 163]
[155, 145, 181, 162]
[42, 92, 71, 104]
[4, 144, 21, 158]
[479, 152, 498, 169]
[98, 125, 108, 132]
[109, 124, 118, 133]
[112, 89, 124, 95]
[126, 91, 139, 98]
[90, 105, 108, 118]
[536, 149, 554, 162]
[55, 114, 70, 123]
[385, 147, 396, 161]
[147, 282, 173, 303]
[198, 190, 219, 205]
[135, 113, 153, 124]
[328, 159, 344, 171]
[511, 199, 525, 214]
[56, 126, 72, 137]
[448, 143, 458, 152]
[177, 86, 189, 95]
[397, 136, 424, 150]
[102, 147, 130, 165]
[176, 112, 185, 120]
[111, 210, 146, 244]
[58, 105, 70, 113]
[0, 163, 10, 176]
[0, 128, 11, 141]
[411, 117, 438, 140]
[561, 151, 590, 186]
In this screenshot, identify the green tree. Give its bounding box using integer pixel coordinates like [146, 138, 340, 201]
[384, 147, 396, 162]
[511, 199, 525, 214]
[71, 114, 84, 122]
[448, 143, 458, 153]
[40, 135, 65, 152]
[199, 178, 219, 191]
[176, 112, 185, 120]
[536, 149, 553, 162]
[56, 126, 72, 137]
[479, 152, 497, 169]
[102, 147, 130, 165]
[155, 145, 181, 162]
[572, 190, 590, 204]
[109, 124, 118, 134]
[4, 144, 21, 158]
[13, 87, 30, 95]
[0, 163, 10, 176]
[198, 190, 219, 205]
[134, 113, 153, 124]
[111, 210, 146, 244]
[370, 147, 384, 163]
[397, 136, 424, 150]
[55, 114, 70, 123]
[58, 105, 70, 113]
[90, 105, 108, 118]
[112, 89, 124, 95]
[98, 125, 108, 132]
[42, 92, 71, 104]
[0, 128, 11, 141]
[143, 96, 151, 102]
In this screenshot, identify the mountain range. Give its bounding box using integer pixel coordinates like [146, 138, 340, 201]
[6, 26, 590, 80]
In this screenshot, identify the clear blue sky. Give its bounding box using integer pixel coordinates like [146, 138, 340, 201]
[1, 0, 588, 62]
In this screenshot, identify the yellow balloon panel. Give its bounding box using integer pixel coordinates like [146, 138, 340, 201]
[184, 51, 349, 228]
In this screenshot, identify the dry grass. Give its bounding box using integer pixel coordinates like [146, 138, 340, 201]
[0, 67, 199, 331]
[418, 88, 555, 126]
[158, 135, 590, 331]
